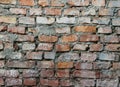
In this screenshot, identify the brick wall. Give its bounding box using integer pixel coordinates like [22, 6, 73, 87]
[0, 0, 120, 87]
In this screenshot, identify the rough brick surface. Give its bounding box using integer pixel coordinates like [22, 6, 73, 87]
[0, 0, 120, 86]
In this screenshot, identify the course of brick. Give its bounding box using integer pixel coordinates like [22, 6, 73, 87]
[0, 0, 120, 87]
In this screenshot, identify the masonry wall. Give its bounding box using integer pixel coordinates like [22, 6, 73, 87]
[0, 0, 120, 87]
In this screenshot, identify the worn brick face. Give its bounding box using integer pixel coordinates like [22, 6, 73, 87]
[19, 0, 35, 6]
[38, 0, 49, 7]
[80, 35, 99, 42]
[0, 0, 120, 86]
[56, 44, 70, 52]
[0, 0, 16, 4]
[44, 8, 62, 16]
[0, 16, 16, 24]
[92, 0, 105, 6]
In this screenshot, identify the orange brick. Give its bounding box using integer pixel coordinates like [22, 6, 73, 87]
[38, 0, 49, 7]
[74, 26, 96, 33]
[19, 0, 35, 6]
[0, 16, 16, 24]
[61, 34, 78, 43]
[39, 35, 58, 42]
[57, 62, 73, 68]
[56, 44, 70, 52]
[113, 63, 120, 69]
[44, 8, 61, 15]
[0, 0, 16, 4]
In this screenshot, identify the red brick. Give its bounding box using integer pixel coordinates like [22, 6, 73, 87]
[19, 0, 35, 6]
[8, 26, 25, 34]
[63, 8, 79, 16]
[16, 35, 34, 42]
[38, 0, 49, 7]
[10, 8, 26, 15]
[75, 62, 92, 69]
[67, 0, 90, 6]
[90, 44, 103, 51]
[37, 61, 54, 68]
[0, 26, 7, 31]
[40, 78, 48, 86]
[23, 70, 38, 77]
[80, 35, 99, 42]
[37, 43, 53, 51]
[6, 78, 22, 86]
[0, 16, 16, 24]
[56, 69, 69, 78]
[60, 80, 73, 86]
[57, 62, 73, 69]
[40, 69, 54, 77]
[73, 70, 100, 78]
[105, 44, 120, 51]
[0, 0, 16, 4]
[0, 78, 4, 85]
[92, 0, 105, 6]
[26, 52, 43, 60]
[61, 34, 78, 43]
[6, 61, 35, 68]
[113, 63, 120, 69]
[81, 52, 97, 62]
[40, 78, 59, 86]
[39, 35, 58, 42]
[74, 26, 96, 33]
[56, 44, 70, 52]
[44, 8, 61, 15]
[24, 78, 36, 86]
[51, 0, 65, 6]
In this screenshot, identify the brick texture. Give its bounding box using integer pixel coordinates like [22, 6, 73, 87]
[0, 0, 119, 87]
